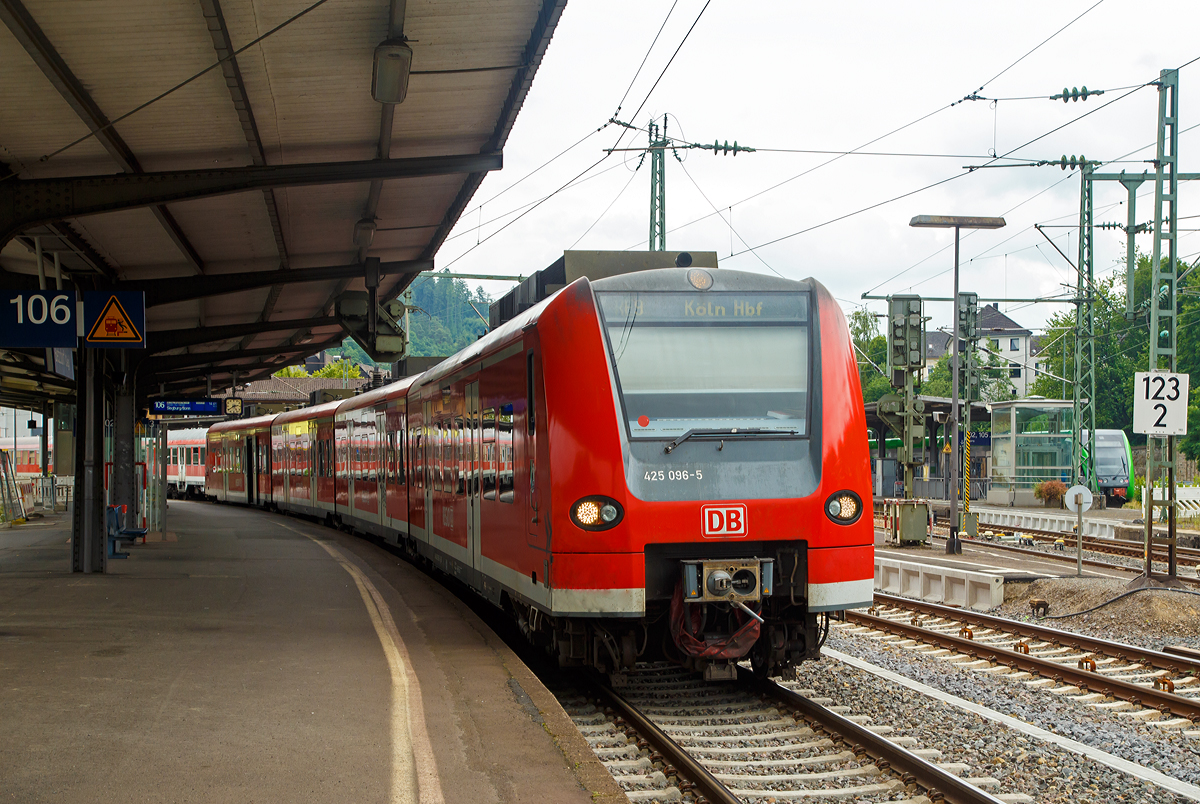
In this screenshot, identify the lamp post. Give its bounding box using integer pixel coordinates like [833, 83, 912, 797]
[909, 215, 1006, 554]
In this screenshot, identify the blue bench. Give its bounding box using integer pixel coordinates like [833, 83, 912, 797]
[106, 505, 147, 559]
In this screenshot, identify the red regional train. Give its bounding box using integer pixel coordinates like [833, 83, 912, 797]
[206, 267, 874, 680]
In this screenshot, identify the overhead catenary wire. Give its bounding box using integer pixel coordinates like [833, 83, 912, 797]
[739, 78, 1154, 263]
[676, 159, 781, 277]
[441, 0, 715, 272]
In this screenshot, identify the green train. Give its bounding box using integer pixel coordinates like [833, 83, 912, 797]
[1083, 429, 1134, 503]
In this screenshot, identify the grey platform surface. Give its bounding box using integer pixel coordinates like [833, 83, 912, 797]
[0, 502, 624, 804]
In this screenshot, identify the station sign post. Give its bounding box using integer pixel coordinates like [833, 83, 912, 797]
[1133, 371, 1189, 583]
[150, 399, 222, 416]
[0, 291, 78, 347]
[1133, 371, 1189, 436]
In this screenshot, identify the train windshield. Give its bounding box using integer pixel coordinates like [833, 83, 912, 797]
[1094, 432, 1128, 474]
[596, 291, 809, 438]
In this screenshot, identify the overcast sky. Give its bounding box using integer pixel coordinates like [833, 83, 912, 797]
[436, 0, 1200, 335]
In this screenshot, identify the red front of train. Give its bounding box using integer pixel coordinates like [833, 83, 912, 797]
[518, 267, 873, 677]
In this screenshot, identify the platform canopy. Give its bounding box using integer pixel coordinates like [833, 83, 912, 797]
[0, 0, 565, 407]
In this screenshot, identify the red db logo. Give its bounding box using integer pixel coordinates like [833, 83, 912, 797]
[702, 504, 747, 538]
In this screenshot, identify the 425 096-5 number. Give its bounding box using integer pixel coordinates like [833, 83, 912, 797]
[644, 468, 704, 481]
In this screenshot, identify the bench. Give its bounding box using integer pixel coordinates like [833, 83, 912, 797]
[106, 505, 147, 559]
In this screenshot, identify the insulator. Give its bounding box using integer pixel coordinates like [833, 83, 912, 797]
[1061, 87, 1070, 104]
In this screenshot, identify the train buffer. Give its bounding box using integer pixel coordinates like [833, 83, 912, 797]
[106, 505, 147, 559]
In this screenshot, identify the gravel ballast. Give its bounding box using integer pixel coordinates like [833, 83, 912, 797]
[800, 623, 1200, 803]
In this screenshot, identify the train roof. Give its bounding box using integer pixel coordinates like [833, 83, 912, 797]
[589, 267, 812, 293]
[336, 373, 420, 416]
[271, 398, 341, 426]
[208, 413, 277, 434]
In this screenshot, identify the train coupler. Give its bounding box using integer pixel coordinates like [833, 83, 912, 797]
[681, 557, 775, 603]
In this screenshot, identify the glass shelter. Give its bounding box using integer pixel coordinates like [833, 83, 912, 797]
[986, 399, 1074, 506]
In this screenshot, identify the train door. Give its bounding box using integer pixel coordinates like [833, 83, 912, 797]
[423, 399, 433, 531]
[244, 435, 255, 505]
[377, 408, 388, 532]
[467, 381, 482, 572]
[526, 350, 546, 550]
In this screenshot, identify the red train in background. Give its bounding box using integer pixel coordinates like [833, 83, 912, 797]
[207, 267, 874, 680]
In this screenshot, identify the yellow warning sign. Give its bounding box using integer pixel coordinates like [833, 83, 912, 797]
[86, 296, 143, 343]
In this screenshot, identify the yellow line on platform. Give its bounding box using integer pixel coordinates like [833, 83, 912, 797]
[277, 521, 444, 804]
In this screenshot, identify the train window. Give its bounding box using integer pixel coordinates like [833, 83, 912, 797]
[596, 291, 810, 438]
[170, 448, 177, 466]
[432, 421, 442, 492]
[193, 446, 201, 465]
[455, 417, 465, 496]
[412, 427, 423, 489]
[497, 404, 514, 503]
[527, 351, 536, 436]
[200, 447, 206, 465]
[397, 423, 406, 485]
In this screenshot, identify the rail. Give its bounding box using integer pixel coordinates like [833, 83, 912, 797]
[749, 669, 1007, 804]
[847, 607, 1200, 721]
[592, 679, 740, 804]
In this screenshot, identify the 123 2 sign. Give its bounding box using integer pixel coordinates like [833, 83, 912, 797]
[1134, 371, 1190, 436]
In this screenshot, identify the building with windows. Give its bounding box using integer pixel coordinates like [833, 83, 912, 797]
[978, 304, 1034, 397]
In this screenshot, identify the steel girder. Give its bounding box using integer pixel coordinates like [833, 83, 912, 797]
[148, 316, 342, 353]
[0, 153, 503, 247]
[134, 258, 432, 308]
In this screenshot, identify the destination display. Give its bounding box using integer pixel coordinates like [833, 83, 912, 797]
[151, 399, 221, 415]
[596, 291, 809, 324]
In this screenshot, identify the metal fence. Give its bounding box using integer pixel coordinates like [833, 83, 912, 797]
[32, 476, 72, 509]
[910, 476, 991, 502]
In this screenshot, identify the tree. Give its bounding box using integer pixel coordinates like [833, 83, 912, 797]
[1030, 272, 1146, 434]
[311, 358, 362, 379]
[848, 308, 892, 403]
[273, 364, 309, 378]
[921, 348, 1014, 403]
[405, 274, 493, 357]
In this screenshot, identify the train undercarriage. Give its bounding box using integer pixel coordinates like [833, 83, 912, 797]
[508, 547, 830, 682]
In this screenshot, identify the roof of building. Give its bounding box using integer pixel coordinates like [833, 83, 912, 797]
[978, 303, 1031, 337]
[925, 330, 951, 362]
[213, 376, 369, 402]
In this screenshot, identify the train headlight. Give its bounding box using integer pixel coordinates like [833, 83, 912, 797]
[824, 490, 863, 524]
[571, 496, 624, 531]
[576, 501, 600, 525]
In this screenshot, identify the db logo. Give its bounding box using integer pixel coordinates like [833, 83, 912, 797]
[702, 504, 747, 538]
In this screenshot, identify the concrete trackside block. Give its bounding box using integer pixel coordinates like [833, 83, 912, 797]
[972, 506, 1116, 539]
[874, 557, 1004, 611]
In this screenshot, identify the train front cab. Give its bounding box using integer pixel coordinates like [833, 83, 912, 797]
[533, 269, 874, 678]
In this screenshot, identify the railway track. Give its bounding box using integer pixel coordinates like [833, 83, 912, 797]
[560, 662, 1013, 804]
[846, 594, 1200, 726]
[874, 513, 1200, 585]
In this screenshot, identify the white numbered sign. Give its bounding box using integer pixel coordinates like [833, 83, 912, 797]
[1133, 371, 1189, 436]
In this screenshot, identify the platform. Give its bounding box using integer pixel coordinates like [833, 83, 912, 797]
[873, 528, 1139, 583]
[0, 502, 626, 804]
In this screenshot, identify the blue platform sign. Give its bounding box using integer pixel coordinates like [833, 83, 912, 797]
[150, 399, 221, 415]
[83, 291, 145, 348]
[0, 290, 78, 347]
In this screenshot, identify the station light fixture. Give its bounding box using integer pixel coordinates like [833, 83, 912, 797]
[372, 39, 413, 104]
[909, 214, 1005, 555]
[353, 218, 377, 248]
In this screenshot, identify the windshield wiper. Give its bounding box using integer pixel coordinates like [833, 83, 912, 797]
[664, 427, 799, 454]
